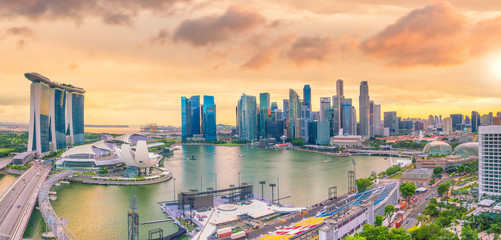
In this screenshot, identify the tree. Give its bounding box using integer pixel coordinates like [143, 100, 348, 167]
[344, 236, 366, 240]
[291, 138, 306, 147]
[437, 182, 450, 197]
[416, 214, 427, 225]
[375, 215, 383, 227]
[434, 167, 444, 176]
[461, 225, 479, 240]
[400, 182, 417, 200]
[356, 178, 373, 192]
[457, 165, 465, 174]
[384, 205, 395, 219]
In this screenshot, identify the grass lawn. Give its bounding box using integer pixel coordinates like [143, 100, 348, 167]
[215, 143, 244, 146]
[0, 148, 14, 155]
[390, 172, 402, 179]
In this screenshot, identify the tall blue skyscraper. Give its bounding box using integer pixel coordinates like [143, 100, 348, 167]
[342, 99, 353, 135]
[283, 99, 290, 121]
[181, 97, 192, 141]
[259, 93, 271, 139]
[191, 96, 201, 135]
[303, 85, 311, 111]
[202, 95, 217, 141]
[26, 72, 85, 155]
[237, 94, 257, 141]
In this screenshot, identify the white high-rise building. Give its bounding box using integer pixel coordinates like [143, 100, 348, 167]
[359, 81, 370, 137]
[479, 125, 501, 199]
[373, 104, 382, 136]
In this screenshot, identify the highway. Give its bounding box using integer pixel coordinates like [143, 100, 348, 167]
[0, 157, 12, 170]
[0, 162, 51, 240]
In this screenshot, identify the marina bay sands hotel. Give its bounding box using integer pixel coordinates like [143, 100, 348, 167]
[25, 72, 85, 156]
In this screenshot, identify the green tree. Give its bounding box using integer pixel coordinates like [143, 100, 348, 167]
[291, 138, 306, 147]
[461, 225, 479, 240]
[375, 215, 383, 227]
[434, 167, 444, 176]
[356, 178, 373, 192]
[437, 182, 450, 197]
[344, 236, 366, 240]
[400, 182, 417, 200]
[384, 205, 395, 219]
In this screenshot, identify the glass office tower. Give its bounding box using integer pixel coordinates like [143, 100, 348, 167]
[237, 94, 257, 141]
[202, 95, 217, 141]
[72, 93, 85, 145]
[52, 88, 67, 150]
[191, 96, 201, 135]
[181, 97, 192, 141]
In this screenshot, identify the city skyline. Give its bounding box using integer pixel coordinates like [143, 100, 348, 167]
[1, 1, 501, 125]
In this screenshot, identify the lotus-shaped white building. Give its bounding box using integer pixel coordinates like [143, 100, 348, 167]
[115, 140, 159, 168]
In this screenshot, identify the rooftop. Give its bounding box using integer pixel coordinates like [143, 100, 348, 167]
[405, 168, 433, 174]
[24, 72, 85, 93]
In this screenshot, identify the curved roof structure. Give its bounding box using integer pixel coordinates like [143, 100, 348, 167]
[454, 142, 478, 157]
[115, 140, 159, 168]
[25, 72, 85, 93]
[112, 133, 151, 144]
[423, 141, 452, 155]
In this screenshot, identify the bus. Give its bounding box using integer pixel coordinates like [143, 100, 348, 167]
[395, 218, 403, 228]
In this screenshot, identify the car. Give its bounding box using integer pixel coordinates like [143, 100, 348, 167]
[17, 204, 21, 208]
[406, 220, 409, 224]
[23, 179, 25, 181]
[425, 198, 428, 200]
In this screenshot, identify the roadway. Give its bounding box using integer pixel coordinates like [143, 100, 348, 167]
[0, 162, 52, 240]
[0, 157, 12, 170]
[402, 176, 454, 229]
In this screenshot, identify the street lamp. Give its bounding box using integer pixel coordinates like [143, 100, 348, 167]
[259, 181, 266, 200]
[173, 178, 176, 201]
[238, 172, 241, 187]
[270, 183, 277, 204]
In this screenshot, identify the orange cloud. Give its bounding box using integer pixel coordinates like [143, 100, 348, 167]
[172, 6, 266, 47]
[0, 0, 188, 25]
[360, 2, 501, 67]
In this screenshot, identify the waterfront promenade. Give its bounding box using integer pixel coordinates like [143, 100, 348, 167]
[69, 171, 172, 186]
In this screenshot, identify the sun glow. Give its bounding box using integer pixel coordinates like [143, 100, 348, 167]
[491, 58, 501, 78]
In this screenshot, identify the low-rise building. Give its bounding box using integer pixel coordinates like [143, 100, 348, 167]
[330, 135, 364, 147]
[401, 168, 433, 187]
[416, 155, 477, 169]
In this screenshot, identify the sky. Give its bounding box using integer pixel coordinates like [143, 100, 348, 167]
[1, 0, 501, 126]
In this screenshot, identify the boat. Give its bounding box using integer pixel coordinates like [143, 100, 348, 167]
[321, 161, 327, 163]
[239, 154, 245, 157]
[337, 152, 351, 157]
[187, 155, 196, 160]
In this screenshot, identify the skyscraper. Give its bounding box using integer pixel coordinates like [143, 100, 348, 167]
[479, 125, 501, 199]
[190, 96, 201, 135]
[283, 99, 290, 121]
[271, 102, 278, 111]
[342, 99, 353, 135]
[26, 72, 85, 155]
[319, 97, 331, 121]
[288, 89, 300, 138]
[359, 81, 370, 137]
[303, 85, 311, 111]
[259, 93, 271, 139]
[181, 97, 192, 141]
[259, 93, 270, 110]
[335, 79, 344, 135]
[472, 111, 481, 133]
[450, 114, 463, 131]
[237, 94, 258, 141]
[384, 111, 399, 136]
[373, 104, 382, 136]
[202, 95, 217, 141]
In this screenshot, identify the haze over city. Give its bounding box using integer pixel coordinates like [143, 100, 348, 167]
[1, 1, 501, 125]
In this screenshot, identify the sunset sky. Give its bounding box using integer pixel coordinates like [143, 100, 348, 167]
[1, 0, 501, 126]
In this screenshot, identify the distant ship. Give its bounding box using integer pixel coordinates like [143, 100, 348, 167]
[337, 153, 351, 157]
[187, 155, 196, 160]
